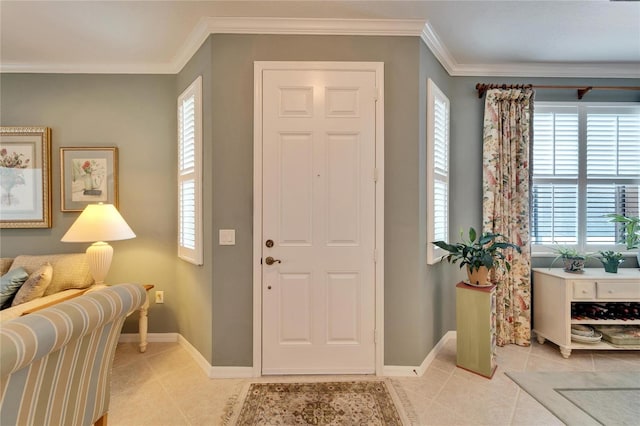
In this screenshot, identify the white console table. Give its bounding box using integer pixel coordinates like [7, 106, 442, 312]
[532, 268, 640, 358]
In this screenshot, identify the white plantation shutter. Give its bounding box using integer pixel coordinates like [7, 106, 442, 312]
[180, 180, 196, 248]
[587, 112, 640, 176]
[586, 109, 640, 245]
[178, 77, 203, 265]
[533, 110, 579, 176]
[427, 79, 450, 264]
[531, 184, 578, 244]
[532, 103, 640, 251]
[433, 180, 448, 242]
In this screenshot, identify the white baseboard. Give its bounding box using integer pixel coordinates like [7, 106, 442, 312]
[176, 334, 255, 379]
[120, 331, 456, 379]
[120, 332, 254, 378]
[211, 366, 255, 378]
[383, 330, 456, 377]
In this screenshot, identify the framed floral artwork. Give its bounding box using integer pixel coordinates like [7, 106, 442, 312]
[0, 127, 52, 228]
[60, 147, 118, 212]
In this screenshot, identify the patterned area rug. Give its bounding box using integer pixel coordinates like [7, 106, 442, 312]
[222, 380, 410, 425]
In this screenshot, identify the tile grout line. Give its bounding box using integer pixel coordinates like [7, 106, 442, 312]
[143, 345, 196, 426]
[508, 342, 532, 425]
[508, 388, 522, 425]
[422, 361, 457, 419]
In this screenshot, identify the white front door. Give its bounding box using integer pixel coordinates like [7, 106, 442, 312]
[260, 64, 379, 375]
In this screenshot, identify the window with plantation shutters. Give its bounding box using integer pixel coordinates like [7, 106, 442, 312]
[178, 76, 203, 265]
[427, 79, 450, 264]
[532, 103, 640, 252]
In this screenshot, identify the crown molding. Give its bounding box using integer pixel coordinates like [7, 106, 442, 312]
[419, 22, 456, 76]
[0, 62, 176, 74]
[171, 17, 426, 73]
[418, 21, 639, 79]
[1, 17, 637, 78]
[449, 62, 640, 79]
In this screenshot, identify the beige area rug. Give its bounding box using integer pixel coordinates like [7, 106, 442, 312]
[507, 371, 640, 426]
[222, 380, 414, 425]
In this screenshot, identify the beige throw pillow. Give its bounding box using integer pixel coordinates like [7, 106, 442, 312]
[0, 258, 14, 276]
[11, 262, 53, 306]
[9, 254, 93, 296]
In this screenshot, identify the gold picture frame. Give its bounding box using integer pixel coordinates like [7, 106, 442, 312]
[60, 147, 118, 212]
[0, 126, 52, 228]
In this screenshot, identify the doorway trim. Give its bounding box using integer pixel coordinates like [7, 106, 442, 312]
[252, 61, 384, 377]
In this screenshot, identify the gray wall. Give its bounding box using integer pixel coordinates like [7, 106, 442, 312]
[418, 43, 461, 366]
[0, 35, 457, 368]
[2, 37, 638, 369]
[206, 34, 456, 367]
[175, 37, 215, 362]
[0, 74, 178, 333]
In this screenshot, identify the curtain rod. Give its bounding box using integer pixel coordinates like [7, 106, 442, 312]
[475, 83, 640, 100]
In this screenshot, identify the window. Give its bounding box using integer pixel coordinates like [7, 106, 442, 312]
[532, 103, 640, 252]
[177, 76, 203, 265]
[427, 79, 450, 264]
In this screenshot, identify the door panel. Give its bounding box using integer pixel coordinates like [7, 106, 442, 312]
[261, 68, 377, 374]
[279, 273, 312, 343]
[326, 272, 361, 344]
[279, 133, 313, 245]
[327, 133, 360, 245]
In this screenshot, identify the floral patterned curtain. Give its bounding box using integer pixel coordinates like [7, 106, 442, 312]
[482, 88, 533, 347]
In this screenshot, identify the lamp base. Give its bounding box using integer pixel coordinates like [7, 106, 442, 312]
[86, 241, 113, 285]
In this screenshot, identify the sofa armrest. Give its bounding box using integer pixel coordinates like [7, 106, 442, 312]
[0, 284, 146, 426]
[0, 289, 87, 322]
[20, 289, 89, 315]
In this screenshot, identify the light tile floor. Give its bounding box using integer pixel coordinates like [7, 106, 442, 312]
[109, 338, 640, 425]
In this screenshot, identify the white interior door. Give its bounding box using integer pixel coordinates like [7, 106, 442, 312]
[261, 66, 378, 375]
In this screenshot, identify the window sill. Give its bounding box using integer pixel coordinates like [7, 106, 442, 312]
[532, 250, 639, 258]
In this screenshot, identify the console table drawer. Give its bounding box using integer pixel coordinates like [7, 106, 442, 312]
[596, 281, 640, 299]
[572, 281, 595, 299]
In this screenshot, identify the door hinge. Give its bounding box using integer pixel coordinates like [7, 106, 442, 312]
[373, 329, 378, 344]
[373, 168, 379, 182]
[373, 249, 378, 263]
[374, 87, 380, 102]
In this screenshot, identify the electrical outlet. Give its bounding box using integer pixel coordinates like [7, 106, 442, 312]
[155, 291, 164, 304]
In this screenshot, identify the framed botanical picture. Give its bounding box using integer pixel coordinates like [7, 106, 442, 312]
[60, 147, 118, 212]
[0, 127, 52, 228]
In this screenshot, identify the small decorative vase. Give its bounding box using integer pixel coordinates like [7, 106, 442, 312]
[466, 266, 491, 287]
[562, 257, 585, 273]
[83, 173, 94, 190]
[601, 259, 623, 273]
[1, 184, 14, 206]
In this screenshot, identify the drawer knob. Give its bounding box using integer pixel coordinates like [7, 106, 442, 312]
[608, 290, 613, 294]
[582, 290, 587, 294]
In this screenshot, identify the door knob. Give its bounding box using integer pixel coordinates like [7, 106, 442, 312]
[265, 256, 281, 265]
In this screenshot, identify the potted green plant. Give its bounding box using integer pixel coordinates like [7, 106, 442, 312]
[605, 214, 640, 250]
[432, 227, 522, 287]
[605, 213, 640, 267]
[550, 246, 590, 273]
[598, 250, 624, 273]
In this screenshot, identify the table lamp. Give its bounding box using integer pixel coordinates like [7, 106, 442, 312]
[61, 203, 135, 285]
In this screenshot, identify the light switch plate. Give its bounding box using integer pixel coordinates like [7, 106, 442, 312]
[219, 229, 236, 245]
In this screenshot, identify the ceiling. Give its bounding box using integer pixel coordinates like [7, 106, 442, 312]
[1, 0, 638, 77]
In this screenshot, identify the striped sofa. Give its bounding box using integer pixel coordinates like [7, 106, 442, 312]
[0, 283, 146, 426]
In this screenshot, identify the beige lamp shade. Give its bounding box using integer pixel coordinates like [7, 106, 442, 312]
[61, 203, 135, 284]
[61, 203, 135, 242]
